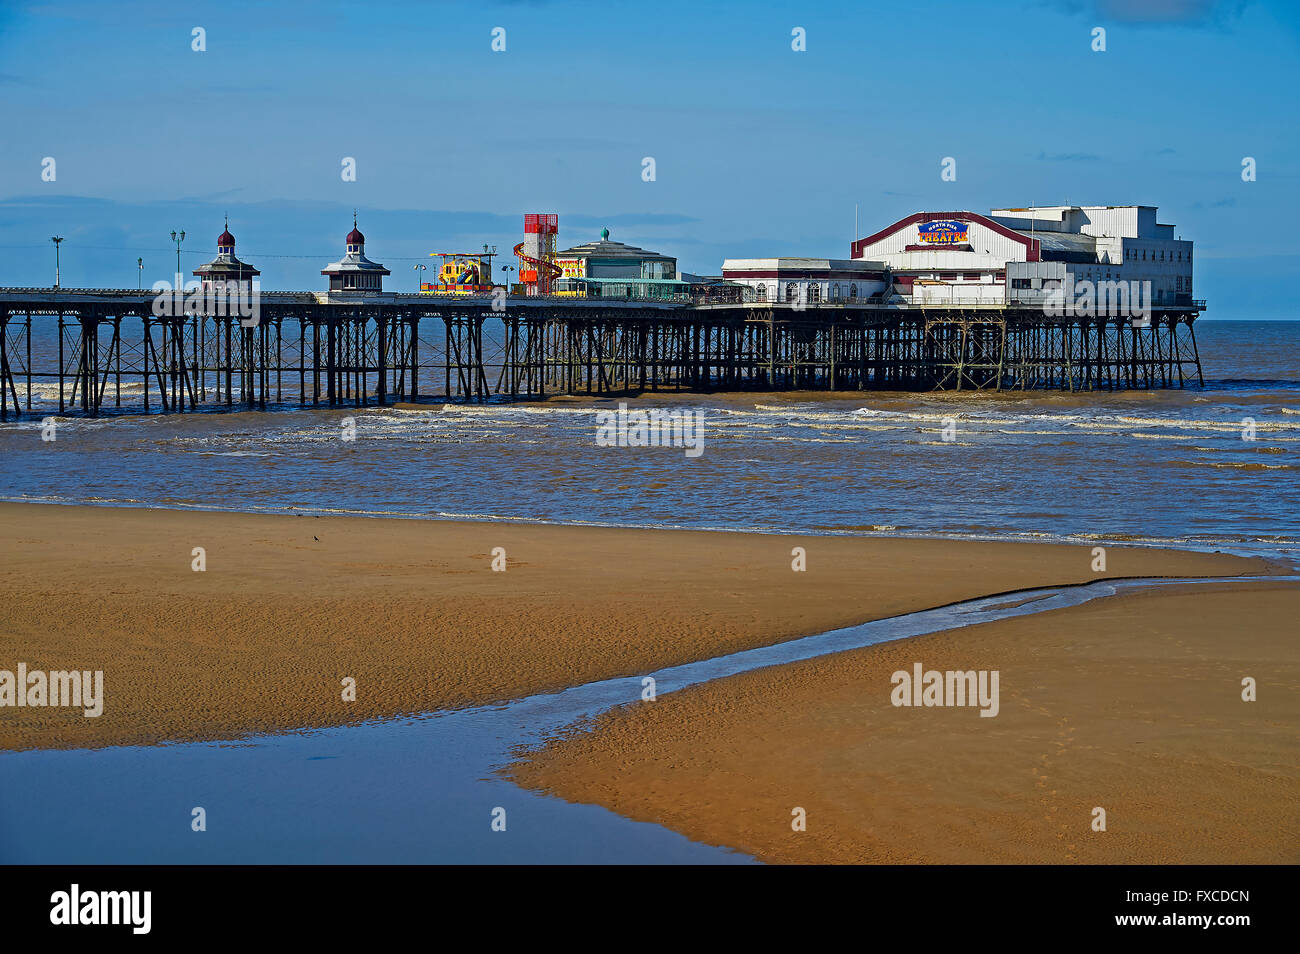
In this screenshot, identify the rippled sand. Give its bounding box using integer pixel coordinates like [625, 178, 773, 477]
[511, 580, 1300, 864]
[0, 503, 1277, 751]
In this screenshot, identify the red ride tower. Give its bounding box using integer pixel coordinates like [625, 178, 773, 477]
[515, 213, 560, 296]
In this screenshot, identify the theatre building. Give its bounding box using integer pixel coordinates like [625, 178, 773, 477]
[849, 206, 1194, 308]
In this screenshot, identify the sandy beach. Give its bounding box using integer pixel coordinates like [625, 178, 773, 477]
[0, 502, 1279, 751]
[511, 579, 1300, 864]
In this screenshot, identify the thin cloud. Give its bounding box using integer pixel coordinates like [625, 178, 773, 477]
[1094, 0, 1250, 23]
[1046, 0, 1253, 27]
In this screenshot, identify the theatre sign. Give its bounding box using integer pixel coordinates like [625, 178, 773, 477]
[917, 220, 970, 246]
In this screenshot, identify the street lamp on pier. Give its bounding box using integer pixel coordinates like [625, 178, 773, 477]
[170, 230, 186, 288]
[137, 257, 144, 290]
[413, 263, 427, 292]
[51, 236, 63, 288]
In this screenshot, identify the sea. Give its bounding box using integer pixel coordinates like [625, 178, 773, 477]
[2, 319, 1297, 561]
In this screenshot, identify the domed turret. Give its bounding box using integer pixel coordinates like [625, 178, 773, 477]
[218, 215, 236, 253]
[193, 215, 259, 285]
[322, 211, 389, 292]
[346, 212, 364, 253]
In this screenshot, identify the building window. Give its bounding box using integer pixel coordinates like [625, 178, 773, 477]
[849, 283, 858, 300]
[808, 283, 821, 303]
[755, 284, 767, 302]
[831, 283, 840, 300]
[1011, 278, 1032, 289]
[940, 272, 957, 281]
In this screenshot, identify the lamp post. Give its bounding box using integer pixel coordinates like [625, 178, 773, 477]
[500, 264, 514, 294]
[137, 257, 143, 290]
[51, 236, 63, 288]
[413, 263, 427, 292]
[170, 230, 185, 288]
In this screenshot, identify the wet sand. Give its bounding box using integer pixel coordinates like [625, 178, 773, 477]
[511, 580, 1300, 864]
[0, 502, 1278, 751]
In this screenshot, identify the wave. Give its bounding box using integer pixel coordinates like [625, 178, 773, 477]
[1201, 379, 1300, 390]
[1170, 460, 1297, 471]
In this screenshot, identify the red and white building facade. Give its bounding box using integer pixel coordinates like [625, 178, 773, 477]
[847, 206, 1194, 308]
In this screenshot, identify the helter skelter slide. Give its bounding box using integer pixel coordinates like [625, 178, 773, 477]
[515, 212, 562, 296]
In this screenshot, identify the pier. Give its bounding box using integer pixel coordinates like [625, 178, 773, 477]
[0, 287, 1205, 420]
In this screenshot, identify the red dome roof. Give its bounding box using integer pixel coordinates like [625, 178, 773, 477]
[218, 229, 235, 247]
[346, 226, 364, 245]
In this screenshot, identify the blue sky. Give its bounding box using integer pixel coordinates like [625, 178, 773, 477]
[1, 0, 1297, 316]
